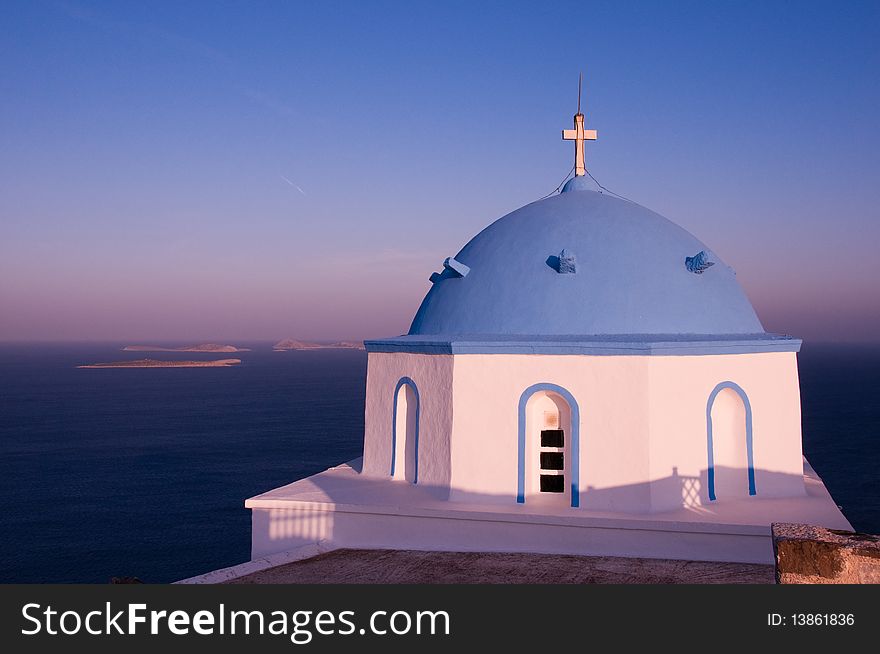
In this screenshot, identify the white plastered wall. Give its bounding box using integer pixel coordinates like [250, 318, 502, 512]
[647, 351, 805, 511]
[448, 354, 652, 510]
[361, 352, 454, 492]
[362, 350, 805, 514]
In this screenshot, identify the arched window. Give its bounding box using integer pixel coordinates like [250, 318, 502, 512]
[517, 383, 580, 508]
[391, 377, 419, 483]
[706, 381, 755, 501]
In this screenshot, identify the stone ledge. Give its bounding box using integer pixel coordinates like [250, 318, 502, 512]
[772, 523, 880, 584]
[174, 541, 336, 584]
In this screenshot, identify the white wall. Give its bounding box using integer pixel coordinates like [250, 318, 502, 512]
[362, 350, 805, 514]
[361, 352, 454, 492]
[251, 506, 775, 564]
[449, 354, 651, 510]
[250, 505, 776, 563]
[647, 351, 805, 511]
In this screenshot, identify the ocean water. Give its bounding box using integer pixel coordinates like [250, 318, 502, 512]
[0, 342, 877, 583]
[0, 344, 366, 583]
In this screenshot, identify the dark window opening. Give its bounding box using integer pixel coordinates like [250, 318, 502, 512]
[540, 474, 565, 493]
[540, 452, 564, 470]
[541, 429, 564, 447]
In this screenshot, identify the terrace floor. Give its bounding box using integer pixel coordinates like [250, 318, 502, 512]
[225, 548, 775, 584]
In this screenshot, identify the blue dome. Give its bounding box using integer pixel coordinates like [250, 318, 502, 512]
[409, 185, 764, 336]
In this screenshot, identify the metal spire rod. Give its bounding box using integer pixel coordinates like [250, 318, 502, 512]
[578, 72, 582, 115]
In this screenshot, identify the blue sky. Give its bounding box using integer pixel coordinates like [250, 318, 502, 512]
[1, 0, 878, 341]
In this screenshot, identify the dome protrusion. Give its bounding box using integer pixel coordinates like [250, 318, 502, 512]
[430, 257, 470, 284]
[547, 249, 577, 274]
[443, 257, 470, 278]
[685, 250, 715, 274]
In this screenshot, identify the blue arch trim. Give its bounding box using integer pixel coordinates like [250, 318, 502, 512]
[706, 381, 755, 501]
[390, 376, 420, 483]
[517, 383, 580, 507]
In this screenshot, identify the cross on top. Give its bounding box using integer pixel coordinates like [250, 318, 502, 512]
[561, 75, 597, 176]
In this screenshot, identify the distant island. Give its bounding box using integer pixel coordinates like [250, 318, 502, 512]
[273, 339, 365, 351]
[122, 343, 250, 353]
[79, 358, 242, 369]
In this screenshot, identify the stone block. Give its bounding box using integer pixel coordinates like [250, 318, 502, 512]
[772, 523, 880, 584]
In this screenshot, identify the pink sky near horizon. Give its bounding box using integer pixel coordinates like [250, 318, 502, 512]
[2, 219, 878, 343]
[1, 2, 879, 344]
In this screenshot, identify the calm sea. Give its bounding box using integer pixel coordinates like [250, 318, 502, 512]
[0, 342, 877, 583]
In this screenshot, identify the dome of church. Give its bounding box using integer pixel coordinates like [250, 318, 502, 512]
[409, 182, 764, 336]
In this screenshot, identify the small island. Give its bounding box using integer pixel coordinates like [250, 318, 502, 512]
[273, 339, 364, 351]
[78, 358, 242, 369]
[122, 343, 251, 353]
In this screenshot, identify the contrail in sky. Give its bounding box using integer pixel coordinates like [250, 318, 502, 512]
[280, 175, 306, 195]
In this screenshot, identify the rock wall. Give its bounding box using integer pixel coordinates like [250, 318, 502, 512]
[772, 523, 880, 584]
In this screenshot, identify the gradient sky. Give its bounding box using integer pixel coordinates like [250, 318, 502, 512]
[1, 1, 878, 342]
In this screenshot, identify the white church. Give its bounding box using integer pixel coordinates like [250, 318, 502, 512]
[246, 96, 851, 565]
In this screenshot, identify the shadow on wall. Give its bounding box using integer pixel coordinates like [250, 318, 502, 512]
[583, 465, 806, 513]
[448, 465, 805, 513]
[255, 462, 808, 550]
